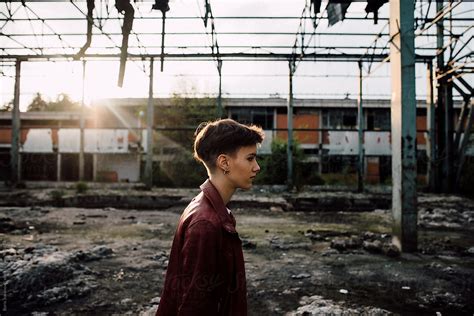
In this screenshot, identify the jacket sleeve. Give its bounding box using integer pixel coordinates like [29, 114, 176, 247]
[178, 220, 222, 316]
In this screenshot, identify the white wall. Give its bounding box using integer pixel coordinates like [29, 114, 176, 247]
[58, 129, 130, 153]
[96, 154, 140, 182]
[23, 129, 53, 153]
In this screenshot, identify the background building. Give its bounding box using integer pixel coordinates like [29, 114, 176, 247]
[1, 97, 471, 185]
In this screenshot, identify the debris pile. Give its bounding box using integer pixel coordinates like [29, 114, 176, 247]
[2, 244, 113, 308]
[288, 295, 391, 315]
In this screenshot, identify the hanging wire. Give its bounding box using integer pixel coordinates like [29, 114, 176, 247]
[195, 0, 221, 70]
[69, 0, 146, 74]
[293, 0, 330, 70]
[24, 3, 76, 53]
[23, 4, 42, 55]
[418, 0, 432, 31]
[0, 4, 22, 31]
[130, 2, 150, 73]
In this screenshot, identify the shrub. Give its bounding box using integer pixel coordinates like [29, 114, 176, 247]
[256, 139, 324, 188]
[49, 189, 65, 202]
[75, 181, 88, 194]
[152, 153, 208, 188]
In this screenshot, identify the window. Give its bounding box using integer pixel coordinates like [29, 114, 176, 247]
[374, 109, 391, 130]
[229, 107, 274, 129]
[322, 109, 357, 129]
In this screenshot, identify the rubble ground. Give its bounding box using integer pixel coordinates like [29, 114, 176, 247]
[1, 187, 473, 315]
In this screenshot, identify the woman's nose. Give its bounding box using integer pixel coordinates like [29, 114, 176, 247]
[254, 161, 261, 173]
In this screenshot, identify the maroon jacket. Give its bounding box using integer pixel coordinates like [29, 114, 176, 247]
[155, 179, 247, 316]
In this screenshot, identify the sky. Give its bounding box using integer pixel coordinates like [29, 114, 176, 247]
[0, 0, 472, 111]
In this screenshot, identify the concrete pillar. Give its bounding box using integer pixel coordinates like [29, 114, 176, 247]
[10, 59, 21, 185]
[357, 61, 365, 192]
[145, 58, 155, 189]
[287, 60, 295, 190]
[389, 0, 418, 252]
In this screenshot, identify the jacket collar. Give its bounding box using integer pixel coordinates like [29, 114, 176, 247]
[200, 179, 237, 234]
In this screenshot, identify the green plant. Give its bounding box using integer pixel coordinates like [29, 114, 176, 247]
[75, 181, 88, 194]
[50, 189, 65, 202]
[256, 139, 323, 188]
[321, 173, 357, 186]
[151, 153, 208, 188]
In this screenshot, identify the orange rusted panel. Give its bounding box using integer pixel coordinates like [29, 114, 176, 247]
[0, 129, 12, 144]
[51, 128, 59, 146]
[416, 115, 427, 145]
[366, 158, 380, 184]
[20, 129, 29, 144]
[276, 113, 319, 144]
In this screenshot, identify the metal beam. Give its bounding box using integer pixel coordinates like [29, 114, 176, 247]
[455, 98, 473, 190]
[1, 31, 397, 36]
[287, 60, 295, 190]
[217, 60, 223, 118]
[390, 0, 418, 253]
[357, 61, 364, 193]
[426, 60, 437, 191]
[1, 52, 432, 63]
[145, 58, 154, 189]
[79, 60, 86, 181]
[434, 0, 455, 193]
[453, 93, 470, 152]
[10, 59, 21, 186]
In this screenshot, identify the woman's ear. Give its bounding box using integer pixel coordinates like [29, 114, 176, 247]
[216, 154, 230, 173]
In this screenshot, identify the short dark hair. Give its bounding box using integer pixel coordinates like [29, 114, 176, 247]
[193, 119, 264, 169]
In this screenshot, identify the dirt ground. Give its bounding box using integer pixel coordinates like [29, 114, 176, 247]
[1, 185, 474, 315]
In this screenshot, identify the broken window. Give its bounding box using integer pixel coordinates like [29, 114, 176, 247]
[322, 109, 357, 129]
[230, 107, 274, 129]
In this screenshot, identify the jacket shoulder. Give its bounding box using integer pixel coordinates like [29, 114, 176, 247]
[181, 192, 221, 229]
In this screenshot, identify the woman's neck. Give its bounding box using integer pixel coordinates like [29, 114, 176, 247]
[209, 174, 235, 205]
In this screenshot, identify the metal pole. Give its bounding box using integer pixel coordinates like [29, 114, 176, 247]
[79, 60, 86, 181]
[435, 0, 446, 192]
[57, 153, 61, 181]
[160, 11, 166, 72]
[444, 76, 454, 192]
[357, 61, 364, 192]
[145, 58, 155, 189]
[455, 98, 473, 189]
[426, 60, 437, 191]
[10, 59, 21, 186]
[287, 60, 294, 190]
[389, 0, 417, 252]
[217, 60, 223, 118]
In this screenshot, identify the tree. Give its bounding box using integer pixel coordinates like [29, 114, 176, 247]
[0, 99, 13, 112]
[26, 93, 80, 112]
[158, 91, 217, 147]
[45, 93, 81, 111]
[27, 93, 48, 112]
[256, 138, 324, 188]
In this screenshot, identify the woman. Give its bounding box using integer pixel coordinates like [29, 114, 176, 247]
[156, 118, 264, 316]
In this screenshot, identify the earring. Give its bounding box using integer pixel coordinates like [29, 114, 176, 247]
[224, 169, 230, 175]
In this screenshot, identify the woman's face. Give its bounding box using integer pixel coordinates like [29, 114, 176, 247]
[227, 144, 260, 190]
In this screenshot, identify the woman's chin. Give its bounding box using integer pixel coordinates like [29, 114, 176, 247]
[239, 182, 253, 190]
